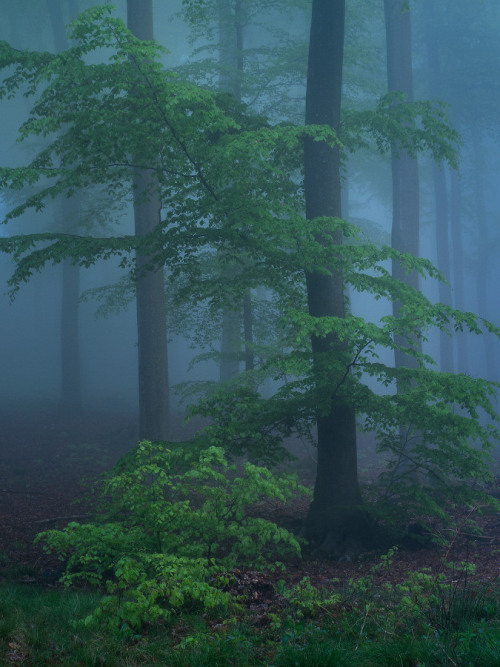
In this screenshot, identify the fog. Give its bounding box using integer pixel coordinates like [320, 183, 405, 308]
[1, 0, 499, 461]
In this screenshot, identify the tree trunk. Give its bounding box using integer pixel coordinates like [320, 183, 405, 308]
[128, 0, 170, 440]
[218, 0, 249, 381]
[384, 0, 420, 373]
[471, 132, 497, 381]
[60, 255, 81, 412]
[217, 0, 242, 99]
[220, 306, 241, 382]
[423, 0, 453, 372]
[384, 0, 424, 479]
[432, 164, 453, 372]
[47, 0, 83, 413]
[303, 0, 371, 555]
[450, 168, 468, 372]
[242, 291, 254, 372]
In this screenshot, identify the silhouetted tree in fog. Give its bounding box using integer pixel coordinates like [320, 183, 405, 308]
[449, 169, 468, 372]
[384, 0, 420, 373]
[47, 0, 83, 413]
[218, 0, 246, 382]
[423, 0, 453, 373]
[128, 0, 170, 440]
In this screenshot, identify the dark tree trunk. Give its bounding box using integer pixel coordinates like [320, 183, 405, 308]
[128, 0, 170, 440]
[303, 0, 371, 555]
[47, 0, 83, 413]
[384, 0, 420, 372]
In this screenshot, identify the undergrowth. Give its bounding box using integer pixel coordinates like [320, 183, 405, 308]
[36, 440, 308, 633]
[1, 553, 498, 666]
[2, 440, 493, 665]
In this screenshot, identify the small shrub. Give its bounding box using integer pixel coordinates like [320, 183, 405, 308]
[36, 441, 307, 631]
[277, 576, 340, 620]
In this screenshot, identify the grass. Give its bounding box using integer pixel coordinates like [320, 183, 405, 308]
[0, 569, 498, 666]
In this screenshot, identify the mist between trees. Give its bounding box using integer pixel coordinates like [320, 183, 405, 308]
[1, 0, 499, 553]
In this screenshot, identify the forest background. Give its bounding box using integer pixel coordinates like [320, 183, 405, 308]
[1, 0, 500, 548]
[0, 0, 499, 662]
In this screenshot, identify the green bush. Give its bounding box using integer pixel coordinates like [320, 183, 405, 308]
[271, 550, 499, 666]
[37, 441, 307, 632]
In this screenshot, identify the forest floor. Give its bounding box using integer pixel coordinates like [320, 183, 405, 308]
[0, 404, 499, 595]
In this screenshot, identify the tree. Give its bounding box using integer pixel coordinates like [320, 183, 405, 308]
[300, 0, 366, 552]
[47, 0, 83, 413]
[470, 129, 498, 381]
[127, 0, 170, 440]
[422, 0, 453, 373]
[383, 0, 420, 371]
[449, 168, 467, 371]
[217, 0, 245, 382]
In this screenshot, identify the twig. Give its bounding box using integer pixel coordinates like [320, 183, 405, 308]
[34, 514, 92, 525]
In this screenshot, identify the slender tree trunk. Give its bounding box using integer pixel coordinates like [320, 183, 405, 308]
[47, 0, 83, 413]
[218, 0, 242, 99]
[128, 0, 170, 440]
[218, 0, 253, 379]
[384, 0, 420, 372]
[471, 133, 497, 381]
[423, 0, 453, 372]
[432, 164, 453, 372]
[59, 208, 82, 413]
[236, 0, 253, 374]
[384, 0, 425, 480]
[303, 0, 369, 555]
[242, 291, 254, 372]
[450, 168, 468, 372]
[220, 307, 240, 382]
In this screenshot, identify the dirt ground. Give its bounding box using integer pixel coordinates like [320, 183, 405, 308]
[0, 405, 498, 591]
